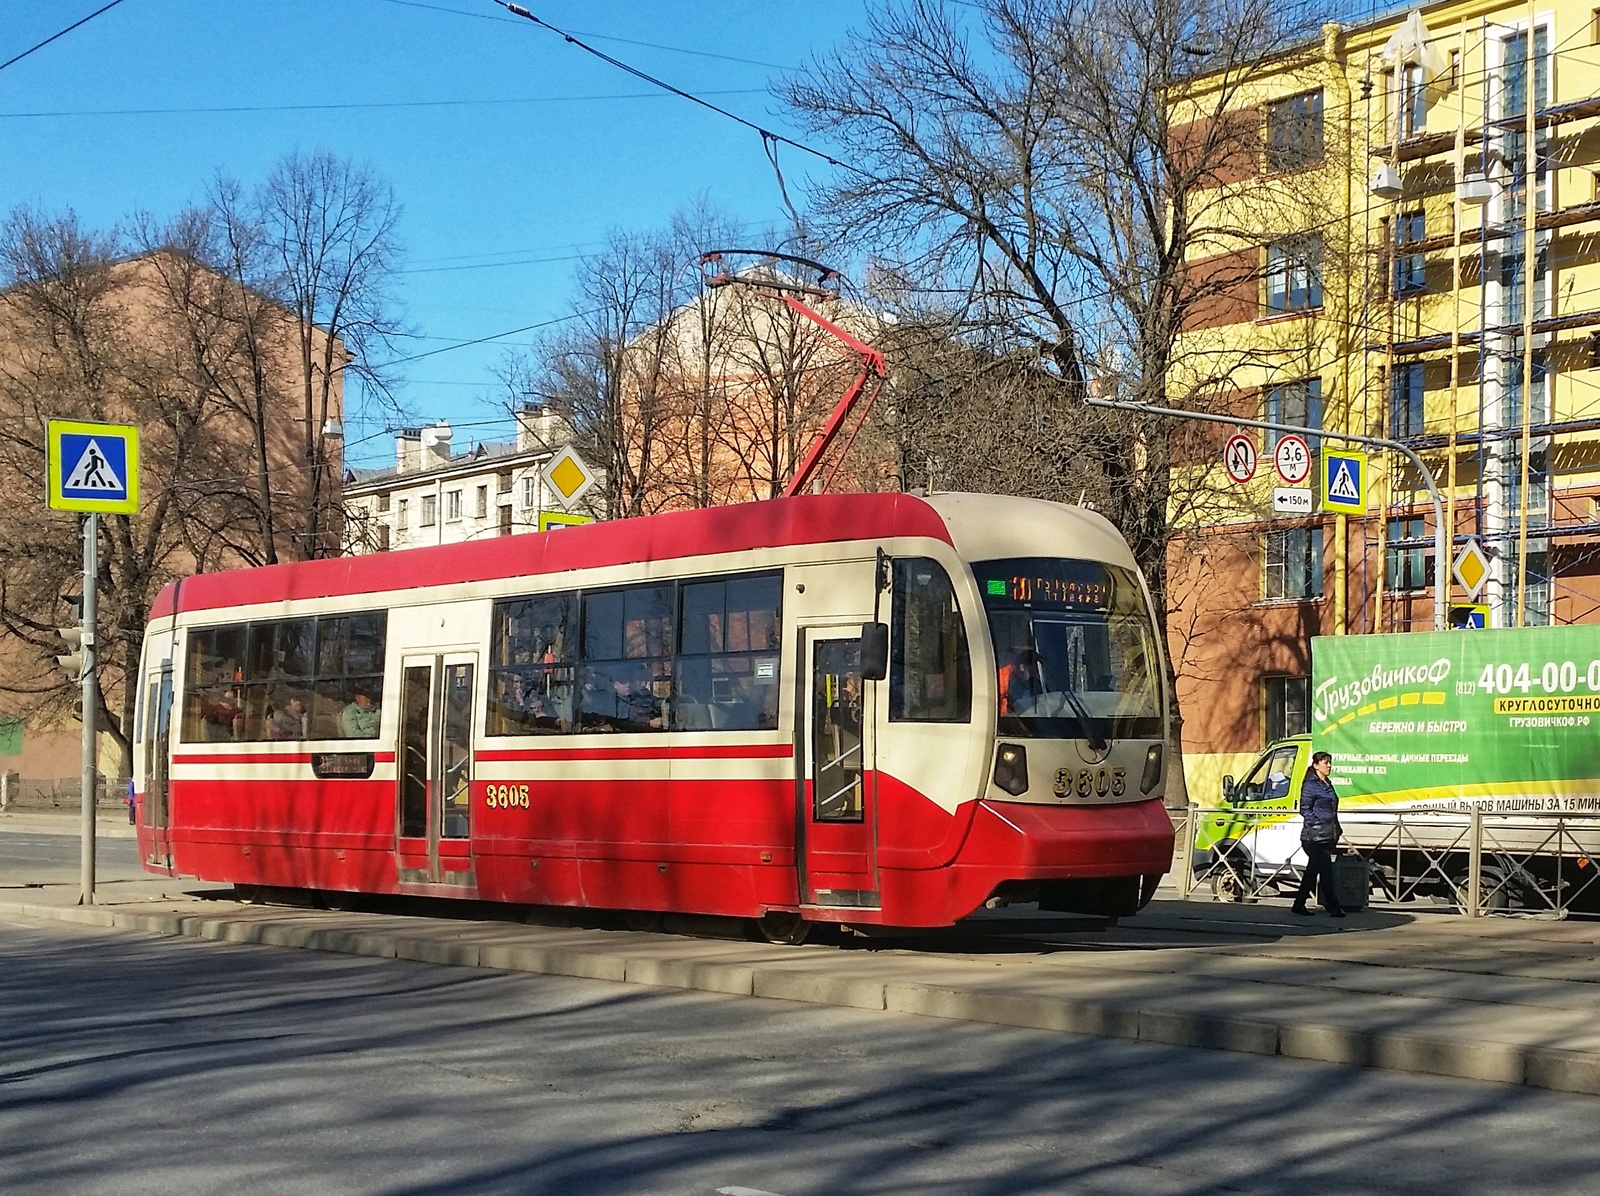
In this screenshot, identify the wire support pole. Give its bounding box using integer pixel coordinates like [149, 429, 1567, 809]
[79, 512, 98, 906]
[1084, 397, 1450, 631]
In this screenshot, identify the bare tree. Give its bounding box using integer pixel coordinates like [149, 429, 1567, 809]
[783, 0, 1324, 746]
[0, 209, 247, 773]
[257, 150, 405, 557]
[524, 227, 699, 519]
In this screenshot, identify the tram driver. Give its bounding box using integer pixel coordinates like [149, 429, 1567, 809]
[998, 648, 1040, 716]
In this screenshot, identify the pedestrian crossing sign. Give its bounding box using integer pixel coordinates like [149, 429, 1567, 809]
[1321, 448, 1366, 514]
[47, 419, 139, 514]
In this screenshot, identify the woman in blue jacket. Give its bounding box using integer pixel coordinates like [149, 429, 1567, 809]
[1292, 750, 1346, 917]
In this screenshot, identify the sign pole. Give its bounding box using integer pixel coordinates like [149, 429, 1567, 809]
[80, 511, 98, 906]
[1086, 397, 1449, 631]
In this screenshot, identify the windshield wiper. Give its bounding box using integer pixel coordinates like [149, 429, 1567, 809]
[1056, 682, 1108, 753]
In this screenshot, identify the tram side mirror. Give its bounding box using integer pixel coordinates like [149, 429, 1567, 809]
[1221, 775, 1237, 803]
[859, 622, 889, 681]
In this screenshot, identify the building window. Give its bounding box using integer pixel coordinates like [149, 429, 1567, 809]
[1506, 444, 1550, 528]
[1398, 63, 1426, 136]
[1264, 676, 1309, 744]
[1265, 237, 1322, 312]
[1391, 361, 1425, 437]
[421, 495, 437, 527]
[1265, 90, 1323, 171]
[1265, 377, 1321, 451]
[1503, 351, 1548, 428]
[498, 470, 513, 495]
[476, 485, 488, 519]
[1264, 526, 1323, 601]
[445, 490, 462, 522]
[523, 476, 539, 508]
[1394, 210, 1426, 296]
[376, 524, 390, 552]
[397, 498, 408, 531]
[1503, 26, 1549, 120]
[376, 494, 391, 514]
[1385, 517, 1434, 591]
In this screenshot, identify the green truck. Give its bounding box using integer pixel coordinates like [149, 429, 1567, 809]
[1197, 625, 1600, 909]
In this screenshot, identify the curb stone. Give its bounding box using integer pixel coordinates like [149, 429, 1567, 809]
[10, 899, 1600, 1098]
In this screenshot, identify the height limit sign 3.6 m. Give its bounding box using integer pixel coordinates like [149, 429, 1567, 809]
[1273, 434, 1312, 485]
[47, 420, 139, 514]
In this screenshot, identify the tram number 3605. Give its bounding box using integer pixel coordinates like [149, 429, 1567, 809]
[1054, 767, 1126, 800]
[484, 784, 531, 809]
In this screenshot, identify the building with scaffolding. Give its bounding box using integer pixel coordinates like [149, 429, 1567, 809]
[1167, 1, 1600, 799]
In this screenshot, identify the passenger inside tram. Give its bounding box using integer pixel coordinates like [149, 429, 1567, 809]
[340, 685, 381, 738]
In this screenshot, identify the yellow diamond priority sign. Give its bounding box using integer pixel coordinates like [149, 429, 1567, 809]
[1453, 539, 1490, 600]
[541, 445, 596, 509]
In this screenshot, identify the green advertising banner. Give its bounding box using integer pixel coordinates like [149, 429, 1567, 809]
[1312, 626, 1600, 812]
[0, 716, 20, 757]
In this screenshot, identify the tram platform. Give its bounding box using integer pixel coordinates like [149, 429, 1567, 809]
[7, 858, 1600, 1098]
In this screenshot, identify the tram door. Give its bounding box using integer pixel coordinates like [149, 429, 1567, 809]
[798, 630, 879, 908]
[141, 664, 174, 874]
[395, 652, 478, 888]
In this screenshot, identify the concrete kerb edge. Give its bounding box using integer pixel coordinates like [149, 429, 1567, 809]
[10, 899, 1600, 1097]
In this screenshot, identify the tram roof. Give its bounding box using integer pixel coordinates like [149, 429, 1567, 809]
[151, 491, 1131, 620]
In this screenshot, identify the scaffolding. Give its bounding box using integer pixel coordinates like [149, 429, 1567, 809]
[1362, 10, 1600, 631]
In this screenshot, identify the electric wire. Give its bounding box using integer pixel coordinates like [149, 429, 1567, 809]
[487, 1, 847, 170]
[0, 0, 130, 75]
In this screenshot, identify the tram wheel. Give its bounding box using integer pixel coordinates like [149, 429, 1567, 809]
[621, 909, 665, 932]
[234, 884, 264, 905]
[319, 889, 360, 912]
[754, 911, 811, 945]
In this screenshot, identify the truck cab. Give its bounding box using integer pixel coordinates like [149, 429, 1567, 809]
[1194, 735, 1311, 892]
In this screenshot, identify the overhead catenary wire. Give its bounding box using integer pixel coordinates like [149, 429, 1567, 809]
[0, 0, 130, 75]
[487, 1, 848, 171]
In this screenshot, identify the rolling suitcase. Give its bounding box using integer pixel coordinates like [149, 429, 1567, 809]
[1326, 851, 1370, 912]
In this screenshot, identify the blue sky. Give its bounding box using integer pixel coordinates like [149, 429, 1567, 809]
[0, 0, 867, 466]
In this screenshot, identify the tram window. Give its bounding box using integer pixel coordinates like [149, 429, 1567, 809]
[675, 572, 781, 731]
[488, 592, 578, 735]
[580, 583, 674, 732]
[182, 624, 247, 742]
[890, 559, 972, 723]
[179, 611, 387, 743]
[312, 613, 387, 740]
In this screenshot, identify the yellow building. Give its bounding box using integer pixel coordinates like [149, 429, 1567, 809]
[1167, 2, 1600, 800]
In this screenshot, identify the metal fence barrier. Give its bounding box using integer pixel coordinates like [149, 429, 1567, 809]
[0, 774, 130, 812]
[1171, 803, 1600, 918]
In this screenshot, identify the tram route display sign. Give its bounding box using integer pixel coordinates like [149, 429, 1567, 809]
[1311, 625, 1600, 811]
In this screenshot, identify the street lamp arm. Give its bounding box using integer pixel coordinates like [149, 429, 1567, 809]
[1084, 396, 1449, 632]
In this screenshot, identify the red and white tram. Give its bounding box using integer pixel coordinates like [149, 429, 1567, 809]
[133, 491, 1174, 932]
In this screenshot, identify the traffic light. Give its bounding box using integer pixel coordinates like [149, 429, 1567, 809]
[57, 594, 88, 681]
[56, 625, 86, 681]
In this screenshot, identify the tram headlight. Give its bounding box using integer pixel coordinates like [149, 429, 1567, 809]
[993, 743, 1029, 796]
[1141, 743, 1164, 794]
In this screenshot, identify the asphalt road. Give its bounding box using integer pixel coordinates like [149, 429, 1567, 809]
[0, 833, 142, 888]
[2, 917, 1599, 1195]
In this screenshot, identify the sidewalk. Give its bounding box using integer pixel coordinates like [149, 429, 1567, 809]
[6, 876, 1600, 1098]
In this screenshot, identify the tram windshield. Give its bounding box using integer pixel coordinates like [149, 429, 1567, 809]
[975, 557, 1162, 741]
